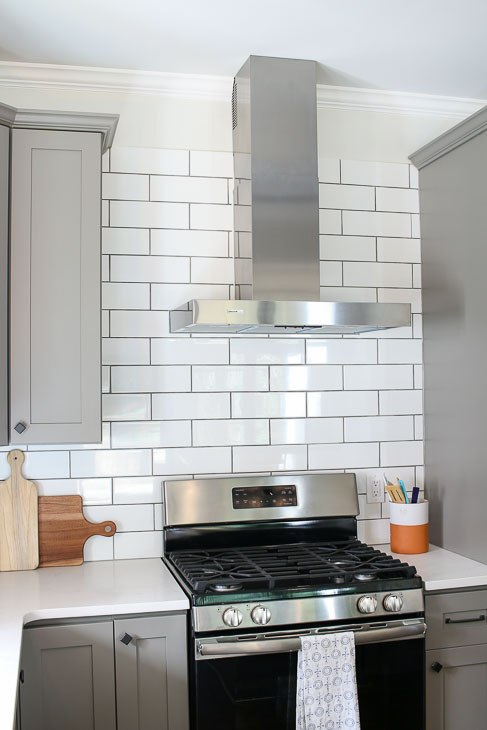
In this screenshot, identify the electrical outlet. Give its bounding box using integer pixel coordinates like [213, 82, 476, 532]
[366, 472, 384, 503]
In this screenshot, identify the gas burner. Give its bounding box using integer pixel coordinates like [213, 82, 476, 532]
[211, 583, 243, 593]
[354, 571, 378, 582]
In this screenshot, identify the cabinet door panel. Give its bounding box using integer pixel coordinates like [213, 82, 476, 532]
[10, 128, 101, 443]
[20, 621, 116, 730]
[114, 614, 189, 730]
[427, 644, 487, 730]
[0, 124, 8, 446]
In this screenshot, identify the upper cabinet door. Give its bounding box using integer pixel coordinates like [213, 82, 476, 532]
[10, 129, 102, 444]
[0, 125, 8, 446]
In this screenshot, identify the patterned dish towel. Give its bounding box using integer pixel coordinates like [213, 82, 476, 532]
[296, 631, 361, 729]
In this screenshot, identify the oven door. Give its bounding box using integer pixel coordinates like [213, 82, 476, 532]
[192, 619, 426, 730]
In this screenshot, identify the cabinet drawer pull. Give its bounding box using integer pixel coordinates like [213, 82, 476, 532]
[120, 632, 134, 645]
[445, 614, 486, 625]
[431, 662, 443, 673]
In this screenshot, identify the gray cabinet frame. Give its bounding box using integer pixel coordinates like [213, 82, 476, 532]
[0, 124, 8, 445]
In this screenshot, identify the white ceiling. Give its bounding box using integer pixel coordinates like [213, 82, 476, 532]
[0, 0, 486, 99]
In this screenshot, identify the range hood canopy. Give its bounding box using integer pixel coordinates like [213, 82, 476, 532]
[170, 55, 411, 335]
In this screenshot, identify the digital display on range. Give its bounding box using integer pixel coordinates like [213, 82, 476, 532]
[232, 485, 297, 509]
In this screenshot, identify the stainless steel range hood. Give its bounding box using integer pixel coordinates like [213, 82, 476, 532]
[170, 56, 411, 335]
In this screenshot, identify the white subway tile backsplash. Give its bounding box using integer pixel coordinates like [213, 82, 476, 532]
[192, 365, 268, 392]
[378, 340, 422, 364]
[110, 311, 170, 337]
[111, 365, 190, 393]
[379, 390, 423, 415]
[233, 445, 307, 472]
[193, 419, 269, 446]
[376, 187, 419, 213]
[84, 535, 114, 562]
[114, 531, 163, 559]
[102, 283, 150, 310]
[102, 228, 149, 255]
[380, 441, 424, 467]
[71, 449, 152, 478]
[102, 338, 150, 365]
[102, 173, 149, 201]
[38, 148, 425, 561]
[151, 229, 228, 257]
[111, 147, 188, 175]
[102, 393, 151, 421]
[318, 158, 340, 183]
[270, 365, 342, 391]
[270, 418, 343, 445]
[309, 443, 379, 470]
[232, 392, 306, 418]
[343, 262, 412, 288]
[111, 255, 189, 283]
[151, 175, 227, 203]
[377, 238, 421, 263]
[190, 203, 233, 231]
[152, 338, 229, 365]
[190, 151, 233, 178]
[113, 477, 163, 504]
[111, 200, 188, 229]
[307, 391, 378, 417]
[152, 392, 230, 420]
[357, 519, 390, 544]
[319, 209, 342, 234]
[319, 184, 375, 211]
[409, 165, 419, 189]
[231, 339, 305, 364]
[153, 446, 232, 475]
[306, 339, 377, 365]
[0, 451, 70, 480]
[320, 261, 343, 286]
[191, 257, 234, 284]
[344, 416, 414, 442]
[320, 235, 376, 262]
[84, 504, 154, 532]
[344, 365, 413, 390]
[343, 211, 411, 238]
[35, 478, 112, 505]
[151, 283, 229, 310]
[341, 160, 409, 188]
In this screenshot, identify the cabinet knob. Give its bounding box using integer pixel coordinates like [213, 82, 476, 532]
[120, 632, 134, 645]
[431, 662, 443, 673]
[14, 422, 27, 434]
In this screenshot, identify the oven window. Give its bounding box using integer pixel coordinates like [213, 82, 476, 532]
[192, 639, 424, 730]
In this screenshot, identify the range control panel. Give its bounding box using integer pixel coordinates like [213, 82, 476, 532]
[232, 485, 297, 509]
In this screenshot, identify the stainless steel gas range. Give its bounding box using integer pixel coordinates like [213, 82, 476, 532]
[162, 473, 426, 730]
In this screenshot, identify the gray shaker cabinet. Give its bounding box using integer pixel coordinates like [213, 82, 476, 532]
[19, 621, 117, 730]
[114, 614, 190, 730]
[0, 123, 8, 446]
[426, 589, 487, 729]
[9, 129, 102, 444]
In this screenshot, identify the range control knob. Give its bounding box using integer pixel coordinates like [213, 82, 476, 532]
[222, 607, 243, 627]
[251, 605, 272, 625]
[357, 595, 378, 614]
[383, 594, 403, 612]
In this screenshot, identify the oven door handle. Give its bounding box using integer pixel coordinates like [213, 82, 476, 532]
[196, 621, 427, 658]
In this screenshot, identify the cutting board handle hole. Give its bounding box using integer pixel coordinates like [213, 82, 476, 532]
[105, 525, 112, 533]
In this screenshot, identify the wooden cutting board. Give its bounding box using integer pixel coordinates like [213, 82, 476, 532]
[38, 495, 116, 567]
[0, 450, 39, 571]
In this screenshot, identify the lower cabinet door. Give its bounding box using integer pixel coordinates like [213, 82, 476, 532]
[427, 644, 487, 730]
[114, 614, 189, 730]
[19, 622, 116, 730]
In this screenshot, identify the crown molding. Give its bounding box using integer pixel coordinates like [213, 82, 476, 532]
[0, 99, 118, 152]
[410, 104, 487, 169]
[0, 61, 484, 120]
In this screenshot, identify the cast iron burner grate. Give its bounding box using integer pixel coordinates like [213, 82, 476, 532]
[167, 539, 417, 594]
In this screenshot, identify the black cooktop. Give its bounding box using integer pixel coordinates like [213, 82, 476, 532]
[166, 539, 418, 596]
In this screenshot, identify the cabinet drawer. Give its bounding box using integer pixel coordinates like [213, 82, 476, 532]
[426, 590, 487, 649]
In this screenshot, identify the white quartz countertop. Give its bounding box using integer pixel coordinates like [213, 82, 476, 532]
[0, 558, 189, 730]
[376, 543, 487, 592]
